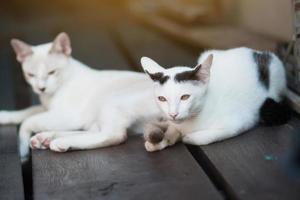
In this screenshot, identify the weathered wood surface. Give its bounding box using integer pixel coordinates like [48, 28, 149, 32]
[33, 136, 221, 200]
[191, 117, 300, 200]
[0, 46, 25, 200]
[32, 25, 221, 200]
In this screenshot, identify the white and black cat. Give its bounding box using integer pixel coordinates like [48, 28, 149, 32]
[0, 32, 162, 161]
[141, 47, 289, 151]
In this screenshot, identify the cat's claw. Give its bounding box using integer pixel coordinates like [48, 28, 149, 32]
[49, 139, 69, 152]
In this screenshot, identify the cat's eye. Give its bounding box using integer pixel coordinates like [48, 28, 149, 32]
[48, 70, 56, 75]
[158, 96, 167, 102]
[27, 73, 35, 77]
[181, 94, 190, 100]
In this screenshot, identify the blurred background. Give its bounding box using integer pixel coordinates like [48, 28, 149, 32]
[0, 0, 296, 107]
[0, 0, 293, 61]
[0, 0, 296, 106]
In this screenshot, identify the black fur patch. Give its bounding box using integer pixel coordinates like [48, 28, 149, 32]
[253, 51, 271, 89]
[174, 65, 201, 82]
[259, 98, 291, 126]
[148, 129, 164, 144]
[146, 71, 169, 84]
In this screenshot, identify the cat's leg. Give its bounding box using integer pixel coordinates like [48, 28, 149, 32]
[182, 128, 240, 145]
[31, 122, 100, 149]
[48, 131, 127, 152]
[183, 114, 257, 145]
[48, 106, 131, 152]
[0, 105, 45, 124]
[19, 111, 82, 161]
[144, 123, 181, 152]
[30, 131, 82, 149]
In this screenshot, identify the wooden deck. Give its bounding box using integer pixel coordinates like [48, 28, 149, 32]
[0, 1, 300, 200]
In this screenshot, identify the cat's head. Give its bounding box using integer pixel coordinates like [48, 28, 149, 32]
[141, 54, 213, 123]
[11, 32, 72, 95]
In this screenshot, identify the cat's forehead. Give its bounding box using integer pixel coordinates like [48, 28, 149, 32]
[23, 43, 60, 70]
[164, 66, 193, 76]
[151, 65, 203, 96]
[31, 43, 52, 56]
[155, 66, 195, 85]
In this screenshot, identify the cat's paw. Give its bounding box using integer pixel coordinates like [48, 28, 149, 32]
[30, 132, 54, 149]
[145, 140, 169, 152]
[145, 141, 160, 152]
[49, 139, 70, 152]
[0, 111, 13, 124]
[144, 124, 165, 144]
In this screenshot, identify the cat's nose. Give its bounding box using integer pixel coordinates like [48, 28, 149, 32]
[39, 87, 46, 92]
[169, 113, 178, 120]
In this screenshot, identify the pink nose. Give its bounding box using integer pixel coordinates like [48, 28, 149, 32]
[169, 113, 178, 119]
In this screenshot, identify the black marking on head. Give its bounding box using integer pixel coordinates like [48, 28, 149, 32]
[253, 51, 271, 89]
[174, 65, 201, 83]
[145, 71, 169, 84]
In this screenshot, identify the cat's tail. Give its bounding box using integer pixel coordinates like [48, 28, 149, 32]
[259, 98, 291, 126]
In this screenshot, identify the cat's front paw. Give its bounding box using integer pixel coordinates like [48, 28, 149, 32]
[144, 125, 165, 144]
[30, 132, 54, 149]
[144, 140, 168, 152]
[0, 111, 13, 124]
[49, 139, 70, 152]
[145, 141, 160, 152]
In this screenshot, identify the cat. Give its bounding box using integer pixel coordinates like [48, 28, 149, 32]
[140, 47, 288, 152]
[0, 32, 162, 161]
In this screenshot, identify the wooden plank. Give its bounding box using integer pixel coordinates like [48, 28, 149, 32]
[32, 23, 221, 199]
[190, 117, 300, 200]
[33, 136, 221, 200]
[0, 128, 24, 200]
[0, 43, 25, 200]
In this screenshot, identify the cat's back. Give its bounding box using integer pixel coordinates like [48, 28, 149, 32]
[198, 47, 254, 72]
[198, 47, 285, 97]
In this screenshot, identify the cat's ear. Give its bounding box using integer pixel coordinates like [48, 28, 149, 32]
[11, 39, 33, 63]
[141, 57, 165, 74]
[194, 54, 213, 83]
[49, 32, 72, 56]
[141, 57, 168, 84]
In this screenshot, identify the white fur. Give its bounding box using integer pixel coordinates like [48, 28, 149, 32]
[141, 47, 286, 151]
[0, 33, 162, 161]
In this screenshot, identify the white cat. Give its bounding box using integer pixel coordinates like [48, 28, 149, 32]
[141, 47, 287, 151]
[0, 32, 162, 161]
